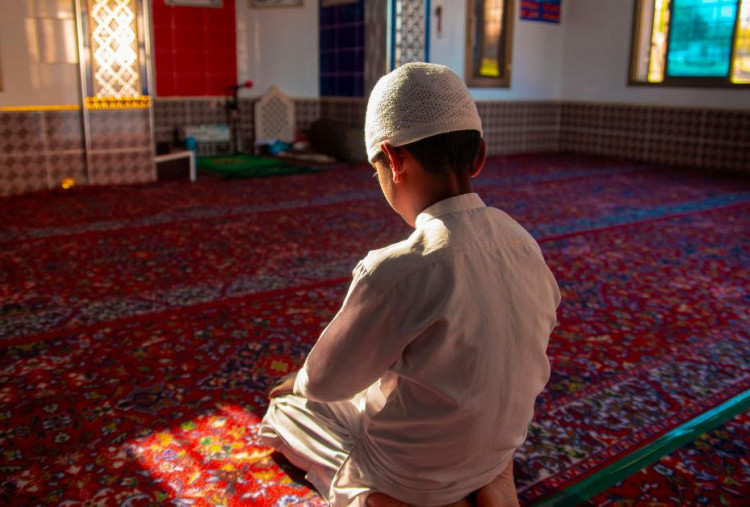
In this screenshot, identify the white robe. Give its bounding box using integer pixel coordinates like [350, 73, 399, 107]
[259, 193, 560, 506]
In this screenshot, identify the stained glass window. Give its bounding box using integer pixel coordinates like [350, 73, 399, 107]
[631, 0, 750, 86]
[667, 0, 737, 77]
[465, 0, 513, 87]
[734, 0, 750, 82]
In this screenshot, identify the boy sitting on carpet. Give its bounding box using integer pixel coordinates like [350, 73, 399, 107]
[259, 63, 560, 506]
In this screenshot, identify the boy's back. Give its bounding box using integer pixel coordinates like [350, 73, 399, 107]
[259, 63, 560, 506]
[301, 193, 558, 504]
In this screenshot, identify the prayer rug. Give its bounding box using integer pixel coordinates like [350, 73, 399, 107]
[1, 154, 748, 504]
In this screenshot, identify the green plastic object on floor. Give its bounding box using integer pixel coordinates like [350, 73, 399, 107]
[197, 154, 317, 179]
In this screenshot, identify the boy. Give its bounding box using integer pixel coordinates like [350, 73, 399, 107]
[259, 63, 560, 506]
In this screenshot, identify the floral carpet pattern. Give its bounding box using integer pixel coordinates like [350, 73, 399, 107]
[1, 154, 749, 505]
[593, 409, 750, 505]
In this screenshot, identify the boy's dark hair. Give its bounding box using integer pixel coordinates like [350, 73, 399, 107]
[374, 130, 482, 176]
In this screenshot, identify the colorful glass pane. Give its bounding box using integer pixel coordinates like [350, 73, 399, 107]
[478, 0, 503, 77]
[732, 0, 750, 82]
[666, 0, 738, 78]
[648, 0, 671, 82]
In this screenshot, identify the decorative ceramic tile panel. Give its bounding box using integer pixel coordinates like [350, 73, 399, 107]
[237, 98, 256, 143]
[153, 99, 189, 126]
[561, 127, 600, 155]
[185, 98, 228, 125]
[88, 109, 152, 150]
[561, 103, 602, 131]
[650, 107, 703, 140]
[525, 129, 560, 153]
[526, 102, 561, 129]
[44, 110, 85, 152]
[599, 133, 648, 160]
[295, 100, 321, 133]
[319, 98, 367, 127]
[393, 0, 427, 66]
[701, 142, 750, 172]
[89, 149, 154, 185]
[647, 136, 703, 167]
[0, 154, 48, 196]
[488, 129, 526, 156]
[600, 105, 650, 134]
[46, 152, 87, 188]
[703, 110, 750, 145]
[0, 112, 46, 155]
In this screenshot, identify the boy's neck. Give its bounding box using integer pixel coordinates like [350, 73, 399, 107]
[404, 166, 474, 225]
[422, 170, 473, 207]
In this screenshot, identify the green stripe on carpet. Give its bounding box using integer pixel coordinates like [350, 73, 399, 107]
[534, 388, 750, 506]
[198, 155, 317, 179]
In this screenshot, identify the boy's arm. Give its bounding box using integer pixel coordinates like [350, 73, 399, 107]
[293, 266, 414, 403]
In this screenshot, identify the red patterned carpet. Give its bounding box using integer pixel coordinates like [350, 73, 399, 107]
[593, 409, 750, 505]
[1, 154, 749, 505]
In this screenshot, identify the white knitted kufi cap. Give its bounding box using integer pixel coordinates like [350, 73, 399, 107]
[364, 62, 483, 161]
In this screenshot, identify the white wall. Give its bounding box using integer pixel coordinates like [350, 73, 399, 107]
[4, 0, 747, 108]
[561, 0, 750, 109]
[235, 0, 319, 99]
[429, 0, 565, 101]
[0, 0, 80, 107]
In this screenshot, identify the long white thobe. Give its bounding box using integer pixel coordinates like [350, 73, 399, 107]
[259, 193, 560, 506]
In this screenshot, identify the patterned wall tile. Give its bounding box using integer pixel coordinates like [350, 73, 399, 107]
[525, 129, 560, 153]
[560, 128, 600, 155]
[600, 105, 650, 134]
[650, 107, 703, 140]
[320, 98, 367, 127]
[295, 99, 321, 133]
[153, 99, 188, 126]
[487, 129, 526, 156]
[236, 98, 257, 149]
[702, 110, 750, 145]
[44, 110, 85, 152]
[89, 149, 154, 186]
[701, 142, 750, 173]
[89, 109, 152, 151]
[478, 102, 527, 131]
[561, 103, 601, 130]
[0, 154, 48, 196]
[0, 112, 45, 155]
[186, 98, 228, 126]
[647, 137, 702, 167]
[526, 102, 561, 130]
[46, 152, 87, 188]
[598, 133, 647, 160]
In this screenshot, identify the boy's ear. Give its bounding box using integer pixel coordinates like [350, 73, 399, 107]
[471, 139, 487, 178]
[381, 143, 406, 183]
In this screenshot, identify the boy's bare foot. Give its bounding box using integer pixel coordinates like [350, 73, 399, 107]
[366, 492, 471, 507]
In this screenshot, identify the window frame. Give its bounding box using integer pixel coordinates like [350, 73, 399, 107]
[629, 0, 750, 88]
[465, 0, 514, 88]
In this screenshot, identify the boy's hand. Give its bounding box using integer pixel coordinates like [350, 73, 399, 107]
[269, 371, 298, 398]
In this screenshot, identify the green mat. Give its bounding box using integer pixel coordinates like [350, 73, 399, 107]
[197, 155, 317, 179]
